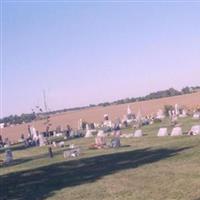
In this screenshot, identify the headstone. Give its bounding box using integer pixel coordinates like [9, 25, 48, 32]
[85, 130, 93, 138]
[182, 109, 187, 116]
[4, 138, 11, 148]
[63, 147, 80, 158]
[171, 127, 182, 136]
[0, 123, 4, 129]
[30, 127, 37, 139]
[78, 119, 83, 130]
[111, 137, 121, 148]
[156, 109, 165, 120]
[171, 114, 178, 123]
[127, 105, 132, 115]
[103, 120, 112, 128]
[193, 113, 200, 119]
[104, 114, 109, 121]
[58, 141, 65, 148]
[69, 144, 75, 149]
[63, 150, 70, 158]
[69, 131, 75, 138]
[134, 129, 143, 137]
[136, 110, 142, 123]
[157, 128, 168, 137]
[33, 132, 39, 143]
[5, 149, 13, 163]
[175, 104, 179, 116]
[179, 109, 187, 118]
[97, 130, 105, 137]
[52, 141, 57, 147]
[95, 130, 106, 147]
[4, 143, 10, 148]
[188, 125, 200, 135]
[39, 134, 46, 146]
[55, 132, 63, 137]
[94, 123, 100, 129]
[86, 124, 90, 131]
[172, 110, 175, 117]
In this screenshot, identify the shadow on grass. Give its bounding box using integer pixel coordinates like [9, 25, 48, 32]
[0, 143, 41, 154]
[0, 146, 191, 200]
[0, 143, 27, 154]
[1, 148, 69, 168]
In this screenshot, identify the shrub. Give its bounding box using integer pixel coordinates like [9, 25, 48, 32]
[164, 105, 174, 116]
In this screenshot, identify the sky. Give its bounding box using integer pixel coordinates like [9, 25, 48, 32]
[1, 1, 200, 117]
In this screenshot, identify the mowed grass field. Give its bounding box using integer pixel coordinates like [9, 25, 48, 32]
[1, 117, 200, 200]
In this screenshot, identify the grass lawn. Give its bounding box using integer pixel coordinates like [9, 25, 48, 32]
[1, 117, 200, 200]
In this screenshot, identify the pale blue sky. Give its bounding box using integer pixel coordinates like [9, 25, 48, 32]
[1, 1, 200, 117]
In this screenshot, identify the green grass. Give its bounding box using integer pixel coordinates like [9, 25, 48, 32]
[1, 117, 200, 200]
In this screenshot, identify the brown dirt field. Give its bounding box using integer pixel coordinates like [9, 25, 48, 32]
[1, 92, 200, 143]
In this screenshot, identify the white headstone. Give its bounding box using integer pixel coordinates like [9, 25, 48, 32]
[85, 130, 93, 138]
[134, 129, 143, 137]
[104, 114, 108, 119]
[78, 119, 83, 129]
[33, 133, 39, 142]
[4, 143, 10, 148]
[103, 120, 112, 128]
[182, 109, 187, 116]
[189, 125, 200, 135]
[30, 127, 37, 138]
[157, 109, 165, 119]
[157, 128, 168, 137]
[39, 134, 45, 146]
[193, 113, 200, 119]
[58, 141, 65, 148]
[175, 104, 179, 116]
[179, 109, 187, 118]
[127, 105, 132, 115]
[52, 141, 57, 147]
[0, 123, 4, 129]
[55, 132, 63, 137]
[69, 144, 75, 149]
[64, 147, 80, 158]
[86, 124, 90, 131]
[69, 131, 75, 138]
[171, 127, 182, 136]
[97, 130, 105, 137]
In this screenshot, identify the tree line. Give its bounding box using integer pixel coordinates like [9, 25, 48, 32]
[97, 86, 200, 106]
[1, 86, 199, 126]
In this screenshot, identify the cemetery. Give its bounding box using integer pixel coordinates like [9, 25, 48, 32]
[2, 2, 200, 199]
[0, 105, 200, 200]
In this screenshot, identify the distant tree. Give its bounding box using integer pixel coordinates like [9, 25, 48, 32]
[181, 87, 191, 94]
[98, 102, 110, 107]
[164, 105, 174, 116]
[89, 104, 96, 107]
